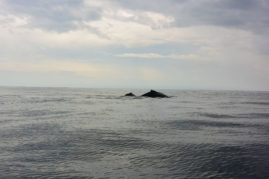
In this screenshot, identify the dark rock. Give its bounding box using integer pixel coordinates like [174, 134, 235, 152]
[125, 92, 136, 97]
[141, 90, 169, 98]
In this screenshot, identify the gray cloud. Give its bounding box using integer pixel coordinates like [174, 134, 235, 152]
[4, 0, 101, 32]
[114, 0, 269, 34]
[3, 0, 269, 34]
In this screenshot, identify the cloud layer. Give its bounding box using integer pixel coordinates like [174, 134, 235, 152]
[0, 0, 268, 90]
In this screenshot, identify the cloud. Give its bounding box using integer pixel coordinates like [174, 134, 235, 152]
[3, 0, 100, 32]
[0, 0, 268, 90]
[1, 0, 267, 64]
[114, 0, 269, 34]
[0, 0, 264, 49]
[3, 0, 269, 34]
[117, 53, 203, 60]
[0, 2, 176, 50]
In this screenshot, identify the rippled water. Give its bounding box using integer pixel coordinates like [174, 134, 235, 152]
[0, 87, 269, 178]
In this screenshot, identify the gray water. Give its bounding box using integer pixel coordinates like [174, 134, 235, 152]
[0, 87, 269, 178]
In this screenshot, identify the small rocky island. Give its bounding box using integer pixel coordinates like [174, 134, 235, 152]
[124, 90, 169, 98]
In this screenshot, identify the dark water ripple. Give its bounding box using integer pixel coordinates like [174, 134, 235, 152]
[166, 120, 244, 131]
[192, 112, 237, 119]
[243, 101, 269, 105]
[191, 111, 269, 119]
[239, 112, 269, 119]
[0, 87, 269, 178]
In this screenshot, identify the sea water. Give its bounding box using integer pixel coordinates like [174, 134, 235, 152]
[0, 87, 269, 178]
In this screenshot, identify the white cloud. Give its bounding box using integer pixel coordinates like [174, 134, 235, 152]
[117, 53, 203, 60]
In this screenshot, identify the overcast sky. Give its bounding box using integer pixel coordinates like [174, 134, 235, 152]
[0, 0, 269, 90]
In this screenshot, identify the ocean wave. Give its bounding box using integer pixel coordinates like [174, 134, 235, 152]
[192, 112, 269, 119]
[166, 120, 244, 130]
[27, 98, 67, 103]
[192, 112, 238, 119]
[1, 87, 269, 178]
[239, 113, 269, 119]
[21, 110, 71, 117]
[243, 101, 269, 105]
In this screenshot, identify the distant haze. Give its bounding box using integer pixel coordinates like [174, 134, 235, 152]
[0, 0, 269, 90]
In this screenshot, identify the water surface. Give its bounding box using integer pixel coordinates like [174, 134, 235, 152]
[0, 87, 269, 178]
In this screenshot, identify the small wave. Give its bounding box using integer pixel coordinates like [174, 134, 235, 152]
[34, 98, 67, 103]
[193, 112, 237, 119]
[21, 110, 70, 117]
[166, 120, 243, 130]
[22, 98, 67, 104]
[119, 96, 145, 100]
[239, 113, 269, 119]
[41, 98, 66, 103]
[243, 101, 269, 105]
[193, 112, 269, 119]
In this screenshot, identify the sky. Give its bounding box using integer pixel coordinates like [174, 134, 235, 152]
[0, 0, 269, 90]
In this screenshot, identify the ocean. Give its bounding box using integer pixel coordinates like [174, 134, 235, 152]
[0, 87, 269, 178]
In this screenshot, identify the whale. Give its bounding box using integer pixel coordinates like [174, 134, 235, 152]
[124, 92, 136, 97]
[141, 90, 169, 98]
